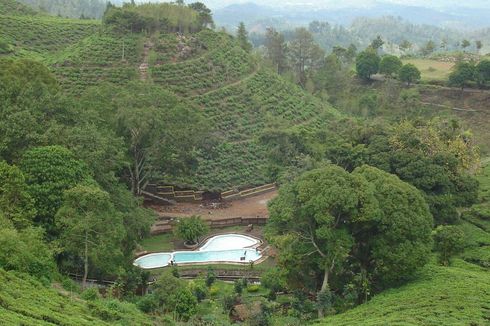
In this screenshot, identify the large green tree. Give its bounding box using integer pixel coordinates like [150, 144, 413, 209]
[91, 83, 207, 196]
[352, 166, 433, 287]
[356, 50, 380, 80]
[56, 185, 125, 288]
[267, 165, 376, 317]
[399, 63, 421, 86]
[20, 146, 91, 236]
[0, 59, 66, 162]
[265, 27, 287, 74]
[449, 62, 476, 90]
[237, 22, 252, 53]
[267, 165, 433, 316]
[288, 27, 325, 87]
[0, 161, 36, 229]
[379, 55, 403, 78]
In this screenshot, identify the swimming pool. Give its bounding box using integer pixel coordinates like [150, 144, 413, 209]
[134, 234, 262, 269]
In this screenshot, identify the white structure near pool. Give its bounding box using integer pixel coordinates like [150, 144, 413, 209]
[134, 234, 263, 269]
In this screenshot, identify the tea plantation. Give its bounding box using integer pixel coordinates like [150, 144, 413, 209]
[0, 269, 154, 325]
[1, 2, 341, 191]
[318, 260, 490, 326]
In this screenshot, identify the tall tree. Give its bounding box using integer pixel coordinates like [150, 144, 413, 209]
[56, 185, 125, 288]
[421, 40, 436, 56]
[107, 83, 206, 196]
[0, 161, 35, 229]
[399, 63, 421, 86]
[399, 40, 412, 53]
[449, 62, 476, 91]
[288, 27, 325, 87]
[356, 50, 380, 80]
[475, 40, 483, 54]
[20, 146, 91, 236]
[267, 165, 433, 317]
[267, 165, 377, 317]
[370, 35, 384, 51]
[461, 39, 471, 52]
[188, 2, 214, 29]
[264, 27, 287, 74]
[379, 55, 403, 78]
[237, 22, 252, 53]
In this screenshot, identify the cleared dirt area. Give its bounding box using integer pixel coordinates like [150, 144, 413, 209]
[148, 190, 277, 221]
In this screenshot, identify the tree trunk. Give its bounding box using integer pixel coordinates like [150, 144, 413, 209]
[318, 268, 330, 318]
[83, 231, 89, 289]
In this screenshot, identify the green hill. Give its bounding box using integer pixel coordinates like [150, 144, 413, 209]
[318, 163, 490, 325]
[0, 3, 340, 191]
[317, 260, 490, 326]
[0, 269, 154, 325]
[0, 0, 37, 15]
[0, 1, 99, 61]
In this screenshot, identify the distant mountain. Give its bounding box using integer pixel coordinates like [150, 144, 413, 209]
[213, 1, 490, 30]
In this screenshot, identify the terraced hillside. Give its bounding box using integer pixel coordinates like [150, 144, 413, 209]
[318, 261, 490, 326]
[188, 69, 340, 190]
[0, 0, 99, 61]
[150, 30, 256, 96]
[0, 2, 340, 191]
[0, 269, 154, 325]
[50, 32, 142, 94]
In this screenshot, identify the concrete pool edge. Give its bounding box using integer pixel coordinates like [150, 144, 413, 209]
[134, 233, 266, 270]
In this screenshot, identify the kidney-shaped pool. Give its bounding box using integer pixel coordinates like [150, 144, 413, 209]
[134, 234, 262, 269]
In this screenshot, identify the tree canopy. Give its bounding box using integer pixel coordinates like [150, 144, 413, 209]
[356, 50, 380, 80]
[266, 164, 433, 316]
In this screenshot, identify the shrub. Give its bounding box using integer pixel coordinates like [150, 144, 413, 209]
[61, 277, 81, 293]
[189, 280, 208, 302]
[209, 285, 219, 296]
[137, 294, 159, 313]
[433, 225, 466, 266]
[234, 279, 243, 294]
[247, 284, 260, 292]
[174, 215, 209, 245]
[205, 266, 216, 287]
[81, 287, 100, 301]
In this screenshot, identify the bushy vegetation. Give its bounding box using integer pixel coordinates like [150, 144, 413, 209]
[2, 1, 489, 324]
[0, 268, 154, 325]
[0, 13, 99, 60]
[151, 31, 256, 96]
[318, 261, 490, 325]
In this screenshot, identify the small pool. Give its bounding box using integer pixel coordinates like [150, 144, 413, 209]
[134, 234, 262, 269]
[134, 253, 171, 269]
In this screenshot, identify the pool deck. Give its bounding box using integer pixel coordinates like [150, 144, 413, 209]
[134, 232, 270, 269]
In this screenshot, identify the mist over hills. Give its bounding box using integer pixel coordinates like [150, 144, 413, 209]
[212, 1, 490, 30]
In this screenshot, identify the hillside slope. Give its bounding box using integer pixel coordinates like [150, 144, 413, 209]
[0, 269, 153, 325]
[0, 5, 340, 191]
[317, 261, 490, 326]
[318, 162, 490, 326]
[0, 0, 99, 61]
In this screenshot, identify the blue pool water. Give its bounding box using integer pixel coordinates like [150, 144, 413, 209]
[173, 248, 260, 264]
[134, 253, 171, 269]
[133, 234, 262, 269]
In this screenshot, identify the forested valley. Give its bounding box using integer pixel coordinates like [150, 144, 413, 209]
[0, 0, 489, 325]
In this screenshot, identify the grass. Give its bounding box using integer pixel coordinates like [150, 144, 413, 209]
[317, 259, 490, 326]
[0, 269, 154, 325]
[140, 233, 174, 252]
[403, 58, 454, 81]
